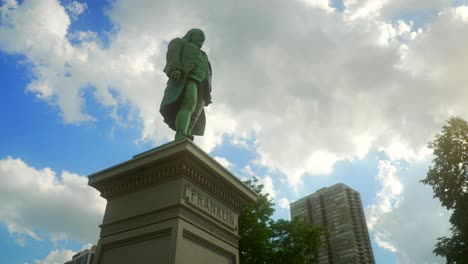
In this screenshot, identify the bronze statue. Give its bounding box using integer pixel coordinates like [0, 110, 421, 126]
[160, 28, 212, 141]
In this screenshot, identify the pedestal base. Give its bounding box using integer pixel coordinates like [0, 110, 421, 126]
[88, 139, 256, 264]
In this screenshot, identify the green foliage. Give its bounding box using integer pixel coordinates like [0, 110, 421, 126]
[434, 230, 466, 264]
[269, 218, 323, 264]
[239, 178, 275, 264]
[422, 117, 468, 210]
[421, 116, 468, 263]
[239, 178, 324, 264]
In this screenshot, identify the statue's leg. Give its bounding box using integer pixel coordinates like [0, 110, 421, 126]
[175, 80, 197, 140]
[187, 88, 205, 137]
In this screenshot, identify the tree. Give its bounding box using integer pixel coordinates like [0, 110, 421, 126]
[421, 116, 468, 263]
[239, 178, 275, 264]
[239, 178, 324, 264]
[269, 218, 323, 264]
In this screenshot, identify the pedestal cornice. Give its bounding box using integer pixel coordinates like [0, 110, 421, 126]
[88, 139, 257, 212]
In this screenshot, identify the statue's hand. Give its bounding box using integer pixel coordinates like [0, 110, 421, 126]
[169, 70, 181, 80]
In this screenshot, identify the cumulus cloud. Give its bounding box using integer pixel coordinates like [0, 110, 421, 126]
[65, 1, 87, 19]
[1, 2, 466, 262]
[301, 0, 334, 12]
[67, 30, 98, 42]
[34, 244, 94, 264]
[34, 249, 76, 264]
[1, 0, 468, 200]
[213, 156, 233, 169]
[366, 160, 451, 263]
[278, 197, 290, 209]
[0, 157, 105, 244]
[260, 176, 277, 199]
[367, 160, 403, 230]
[344, 0, 451, 19]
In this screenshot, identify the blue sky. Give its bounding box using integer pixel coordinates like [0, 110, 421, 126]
[1, 0, 468, 263]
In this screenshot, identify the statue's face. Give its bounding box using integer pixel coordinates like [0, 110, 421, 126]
[190, 31, 205, 48]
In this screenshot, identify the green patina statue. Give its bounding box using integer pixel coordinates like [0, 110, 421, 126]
[160, 28, 212, 141]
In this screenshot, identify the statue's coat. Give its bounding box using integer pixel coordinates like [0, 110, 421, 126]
[159, 38, 212, 136]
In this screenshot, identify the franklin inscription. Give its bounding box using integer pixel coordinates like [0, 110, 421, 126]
[184, 183, 238, 230]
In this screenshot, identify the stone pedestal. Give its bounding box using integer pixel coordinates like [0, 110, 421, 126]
[88, 139, 257, 264]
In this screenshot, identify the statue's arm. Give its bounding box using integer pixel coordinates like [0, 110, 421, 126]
[164, 38, 183, 78]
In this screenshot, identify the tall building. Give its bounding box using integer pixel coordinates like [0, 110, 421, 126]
[64, 245, 96, 264]
[290, 183, 375, 264]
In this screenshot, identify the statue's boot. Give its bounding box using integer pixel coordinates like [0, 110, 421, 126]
[174, 108, 192, 141]
[175, 131, 189, 141]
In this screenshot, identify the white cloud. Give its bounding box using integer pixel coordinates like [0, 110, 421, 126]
[366, 160, 403, 230]
[34, 249, 76, 264]
[34, 244, 94, 264]
[0, 0, 17, 12]
[344, 0, 389, 19]
[68, 30, 98, 42]
[278, 197, 290, 209]
[301, 0, 334, 12]
[402, 5, 468, 87]
[191, 105, 237, 153]
[4, 221, 41, 246]
[213, 156, 233, 169]
[453, 5, 468, 21]
[65, 1, 87, 19]
[0, 157, 105, 244]
[261, 176, 276, 199]
[366, 160, 451, 263]
[344, 0, 451, 19]
[0, 2, 465, 262]
[1, 0, 468, 195]
[373, 231, 398, 252]
[379, 137, 432, 162]
[241, 165, 255, 178]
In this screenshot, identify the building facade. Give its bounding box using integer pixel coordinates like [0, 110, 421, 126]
[64, 245, 96, 264]
[290, 183, 375, 264]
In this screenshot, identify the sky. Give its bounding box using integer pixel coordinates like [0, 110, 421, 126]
[0, 0, 467, 263]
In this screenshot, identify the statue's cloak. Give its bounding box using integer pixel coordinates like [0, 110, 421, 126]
[159, 38, 212, 136]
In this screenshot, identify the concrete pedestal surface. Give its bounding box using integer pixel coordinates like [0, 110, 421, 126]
[88, 139, 257, 264]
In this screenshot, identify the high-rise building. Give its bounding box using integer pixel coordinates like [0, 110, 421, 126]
[290, 183, 375, 264]
[64, 245, 96, 264]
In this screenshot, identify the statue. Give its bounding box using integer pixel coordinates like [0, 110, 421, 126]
[160, 28, 212, 141]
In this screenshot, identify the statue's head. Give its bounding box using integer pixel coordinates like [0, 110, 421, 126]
[183, 28, 205, 48]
